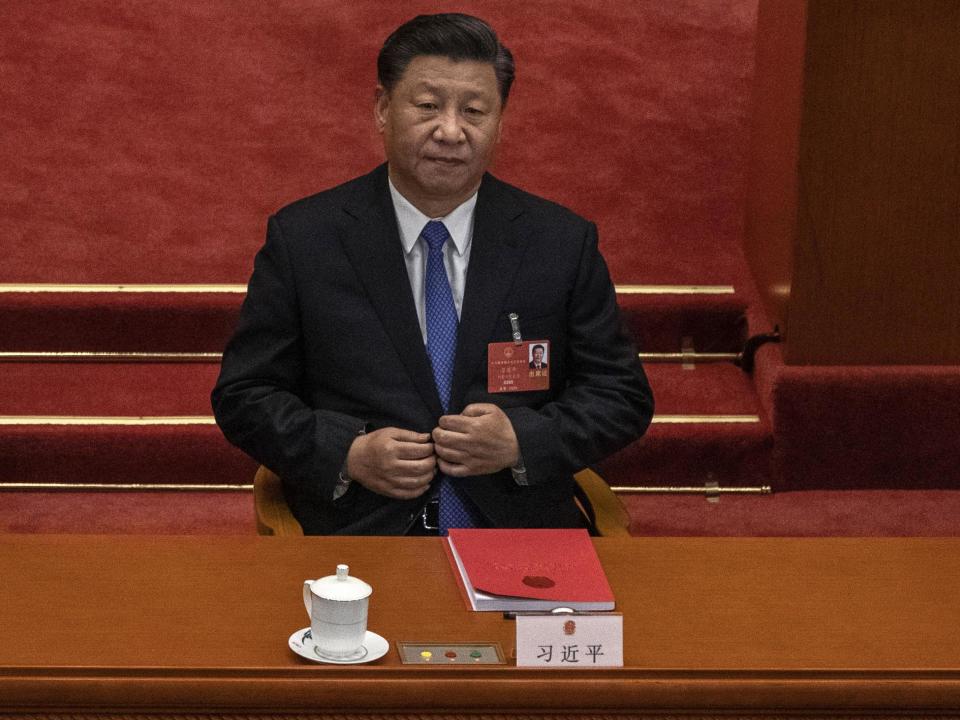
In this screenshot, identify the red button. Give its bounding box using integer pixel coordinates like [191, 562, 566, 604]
[445, 651, 458, 659]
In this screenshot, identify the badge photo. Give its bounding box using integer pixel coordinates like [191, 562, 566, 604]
[488, 340, 550, 393]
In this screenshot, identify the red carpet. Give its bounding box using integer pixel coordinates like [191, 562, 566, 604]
[0, 291, 242, 353]
[4, 489, 959, 537]
[749, 336, 960, 491]
[0, 0, 757, 286]
[0, 492, 254, 534]
[626, 490, 960, 537]
[0, 288, 748, 355]
[0, 362, 254, 487]
[0, 362, 763, 490]
[0, 362, 218, 415]
[600, 421, 773, 489]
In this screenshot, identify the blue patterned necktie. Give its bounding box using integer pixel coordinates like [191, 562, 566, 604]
[421, 220, 478, 533]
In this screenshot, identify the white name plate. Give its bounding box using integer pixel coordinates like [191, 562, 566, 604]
[515, 613, 623, 667]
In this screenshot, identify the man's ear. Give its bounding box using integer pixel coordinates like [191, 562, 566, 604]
[374, 85, 389, 133]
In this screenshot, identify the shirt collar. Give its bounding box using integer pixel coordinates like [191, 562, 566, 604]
[388, 178, 477, 257]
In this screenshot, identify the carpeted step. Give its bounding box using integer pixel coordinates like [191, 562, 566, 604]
[618, 291, 747, 354]
[0, 286, 748, 355]
[0, 362, 256, 487]
[0, 360, 254, 532]
[6, 487, 958, 537]
[0, 359, 773, 535]
[624, 489, 960, 537]
[598, 362, 773, 488]
[0, 288, 242, 354]
[0, 362, 220, 415]
[4, 488, 959, 537]
[0, 491, 254, 534]
[751, 343, 960, 490]
[0, 360, 768, 491]
[6, 488, 958, 537]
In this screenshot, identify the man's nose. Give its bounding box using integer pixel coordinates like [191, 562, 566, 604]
[432, 109, 465, 143]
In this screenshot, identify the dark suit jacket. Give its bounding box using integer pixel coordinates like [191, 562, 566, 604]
[212, 164, 653, 534]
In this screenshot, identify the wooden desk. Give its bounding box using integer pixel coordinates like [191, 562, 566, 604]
[1, 535, 959, 719]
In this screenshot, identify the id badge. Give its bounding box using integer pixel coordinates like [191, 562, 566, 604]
[488, 340, 550, 393]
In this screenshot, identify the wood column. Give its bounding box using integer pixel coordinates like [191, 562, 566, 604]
[745, 0, 960, 364]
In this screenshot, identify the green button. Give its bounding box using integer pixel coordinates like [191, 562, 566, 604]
[470, 650, 482, 658]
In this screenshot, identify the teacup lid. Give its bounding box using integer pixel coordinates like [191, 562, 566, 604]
[311, 564, 372, 601]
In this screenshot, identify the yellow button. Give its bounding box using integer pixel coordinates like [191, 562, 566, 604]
[420, 651, 432, 659]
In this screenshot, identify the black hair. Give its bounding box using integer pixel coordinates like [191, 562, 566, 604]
[532, 344, 545, 353]
[378, 13, 515, 106]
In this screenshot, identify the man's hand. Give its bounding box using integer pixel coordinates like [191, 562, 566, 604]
[432, 403, 520, 476]
[345, 427, 436, 499]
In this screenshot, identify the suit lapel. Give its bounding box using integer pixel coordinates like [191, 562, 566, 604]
[340, 166, 444, 418]
[450, 175, 528, 412]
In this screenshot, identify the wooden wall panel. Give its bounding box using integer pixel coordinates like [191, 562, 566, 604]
[743, 0, 807, 335]
[787, 0, 960, 364]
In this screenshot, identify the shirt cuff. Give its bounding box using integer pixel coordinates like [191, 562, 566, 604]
[511, 453, 529, 486]
[333, 467, 351, 500]
[333, 427, 366, 500]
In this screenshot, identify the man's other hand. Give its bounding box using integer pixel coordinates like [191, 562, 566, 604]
[346, 428, 435, 499]
[433, 403, 520, 476]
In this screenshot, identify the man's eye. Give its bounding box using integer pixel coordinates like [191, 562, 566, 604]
[465, 107, 484, 116]
[418, 103, 438, 111]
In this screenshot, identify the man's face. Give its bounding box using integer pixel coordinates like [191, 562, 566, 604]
[375, 55, 503, 213]
[533, 347, 544, 364]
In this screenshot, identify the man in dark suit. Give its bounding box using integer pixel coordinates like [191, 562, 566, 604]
[529, 344, 547, 370]
[212, 13, 653, 535]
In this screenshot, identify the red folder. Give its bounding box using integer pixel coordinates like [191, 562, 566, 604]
[446, 529, 614, 611]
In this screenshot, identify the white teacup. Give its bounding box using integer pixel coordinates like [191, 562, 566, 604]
[303, 564, 372, 659]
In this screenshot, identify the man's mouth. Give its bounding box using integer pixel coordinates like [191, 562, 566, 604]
[426, 156, 465, 165]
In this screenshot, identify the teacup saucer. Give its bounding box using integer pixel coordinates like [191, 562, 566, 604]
[288, 628, 389, 665]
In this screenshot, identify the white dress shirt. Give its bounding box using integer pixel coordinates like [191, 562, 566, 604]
[388, 178, 476, 342]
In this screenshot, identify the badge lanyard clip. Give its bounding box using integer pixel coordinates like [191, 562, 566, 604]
[509, 313, 522, 346]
